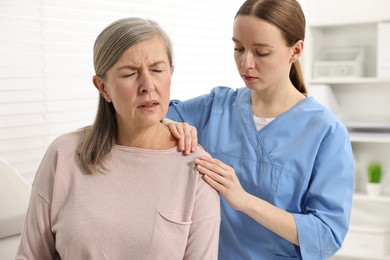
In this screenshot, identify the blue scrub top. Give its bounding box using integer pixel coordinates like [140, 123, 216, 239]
[167, 87, 354, 260]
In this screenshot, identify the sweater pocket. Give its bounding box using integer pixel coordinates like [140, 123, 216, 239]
[148, 210, 192, 260]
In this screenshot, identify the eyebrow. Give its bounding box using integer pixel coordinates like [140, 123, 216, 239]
[116, 61, 168, 70]
[232, 37, 272, 47]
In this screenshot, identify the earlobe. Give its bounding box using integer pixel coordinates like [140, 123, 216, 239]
[92, 75, 111, 102]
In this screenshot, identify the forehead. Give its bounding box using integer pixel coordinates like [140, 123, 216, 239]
[233, 15, 285, 45]
[116, 36, 169, 66]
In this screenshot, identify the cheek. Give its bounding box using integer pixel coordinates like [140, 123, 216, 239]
[109, 82, 137, 108]
[161, 77, 171, 100]
[233, 53, 242, 66]
[115, 79, 137, 94]
[161, 72, 172, 89]
[159, 76, 172, 112]
[275, 55, 293, 71]
[265, 54, 288, 70]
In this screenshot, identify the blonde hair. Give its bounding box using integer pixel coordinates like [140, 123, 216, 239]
[236, 0, 307, 94]
[79, 17, 173, 174]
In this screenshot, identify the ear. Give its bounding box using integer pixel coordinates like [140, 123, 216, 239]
[290, 40, 304, 63]
[93, 75, 111, 102]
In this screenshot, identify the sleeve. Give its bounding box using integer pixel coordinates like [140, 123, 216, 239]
[15, 142, 59, 260]
[15, 188, 56, 260]
[293, 124, 354, 259]
[184, 173, 221, 260]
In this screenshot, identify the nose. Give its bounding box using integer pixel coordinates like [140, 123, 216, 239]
[139, 71, 155, 94]
[241, 52, 255, 70]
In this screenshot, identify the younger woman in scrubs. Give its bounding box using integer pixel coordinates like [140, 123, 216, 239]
[166, 0, 354, 259]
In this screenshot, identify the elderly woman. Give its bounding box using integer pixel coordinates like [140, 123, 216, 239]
[16, 17, 220, 260]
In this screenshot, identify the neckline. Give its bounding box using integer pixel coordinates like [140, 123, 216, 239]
[113, 145, 179, 153]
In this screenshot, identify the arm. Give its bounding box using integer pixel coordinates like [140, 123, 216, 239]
[195, 156, 299, 245]
[293, 126, 354, 259]
[196, 124, 354, 259]
[16, 141, 59, 260]
[184, 171, 221, 259]
[15, 188, 56, 259]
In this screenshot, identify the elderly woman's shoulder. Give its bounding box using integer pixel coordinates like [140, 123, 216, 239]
[47, 128, 86, 152]
[189, 145, 211, 158]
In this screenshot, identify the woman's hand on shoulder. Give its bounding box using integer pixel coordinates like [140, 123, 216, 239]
[195, 156, 248, 211]
[163, 119, 198, 155]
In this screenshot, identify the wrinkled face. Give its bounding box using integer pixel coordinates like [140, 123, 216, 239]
[95, 36, 173, 130]
[233, 15, 296, 91]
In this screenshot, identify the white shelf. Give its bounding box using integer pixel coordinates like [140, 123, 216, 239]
[335, 224, 390, 260]
[335, 252, 390, 260]
[353, 193, 390, 203]
[349, 132, 390, 143]
[310, 77, 390, 85]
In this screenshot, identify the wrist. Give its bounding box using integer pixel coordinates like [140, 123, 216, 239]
[237, 192, 254, 213]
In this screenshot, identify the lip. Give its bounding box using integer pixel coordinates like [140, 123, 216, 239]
[137, 100, 159, 109]
[242, 74, 258, 81]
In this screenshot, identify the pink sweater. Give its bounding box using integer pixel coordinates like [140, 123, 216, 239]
[16, 130, 220, 259]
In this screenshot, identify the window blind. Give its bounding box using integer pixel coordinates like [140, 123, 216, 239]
[0, 0, 243, 183]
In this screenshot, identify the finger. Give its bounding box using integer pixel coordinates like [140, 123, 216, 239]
[195, 157, 222, 174]
[182, 123, 192, 155]
[175, 125, 186, 151]
[202, 174, 224, 193]
[168, 124, 186, 151]
[196, 163, 227, 186]
[197, 156, 231, 172]
[190, 127, 198, 152]
[167, 123, 181, 139]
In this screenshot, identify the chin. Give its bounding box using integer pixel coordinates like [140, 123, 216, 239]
[144, 116, 164, 127]
[245, 83, 266, 91]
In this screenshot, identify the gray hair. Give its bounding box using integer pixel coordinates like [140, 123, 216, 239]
[94, 17, 173, 77]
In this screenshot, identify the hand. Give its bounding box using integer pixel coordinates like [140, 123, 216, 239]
[166, 121, 198, 155]
[195, 156, 248, 211]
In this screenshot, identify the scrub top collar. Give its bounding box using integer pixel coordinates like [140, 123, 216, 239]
[240, 88, 312, 134]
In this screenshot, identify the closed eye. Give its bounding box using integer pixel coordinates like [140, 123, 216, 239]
[256, 51, 270, 57]
[121, 72, 137, 77]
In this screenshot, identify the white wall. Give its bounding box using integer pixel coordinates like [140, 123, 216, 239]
[301, 0, 390, 26]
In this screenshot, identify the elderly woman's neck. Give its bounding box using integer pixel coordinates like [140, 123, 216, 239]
[116, 123, 177, 150]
